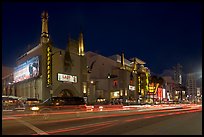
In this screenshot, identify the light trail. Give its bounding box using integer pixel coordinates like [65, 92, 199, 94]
[3, 105, 198, 123]
[2, 104, 200, 118]
[37, 107, 201, 135]
[2, 104, 201, 122]
[125, 109, 201, 122]
[31, 106, 201, 124]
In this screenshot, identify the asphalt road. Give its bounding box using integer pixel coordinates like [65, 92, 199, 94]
[2, 105, 202, 135]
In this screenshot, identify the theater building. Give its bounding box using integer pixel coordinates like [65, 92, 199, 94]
[85, 51, 150, 104]
[13, 11, 88, 101]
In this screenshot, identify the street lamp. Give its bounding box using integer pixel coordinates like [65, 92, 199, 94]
[49, 50, 62, 98]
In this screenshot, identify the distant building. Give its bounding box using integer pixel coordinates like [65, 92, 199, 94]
[186, 73, 197, 101]
[173, 63, 183, 85]
[162, 76, 175, 101]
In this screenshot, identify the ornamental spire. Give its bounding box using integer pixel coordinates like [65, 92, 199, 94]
[41, 11, 49, 43]
[78, 32, 84, 56]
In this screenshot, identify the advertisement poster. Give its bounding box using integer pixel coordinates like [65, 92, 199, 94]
[14, 56, 39, 83]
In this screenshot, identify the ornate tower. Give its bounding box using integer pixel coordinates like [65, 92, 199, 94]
[78, 32, 85, 56]
[40, 11, 52, 98]
[41, 11, 49, 43]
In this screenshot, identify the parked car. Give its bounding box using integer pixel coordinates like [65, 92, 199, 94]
[2, 96, 25, 110]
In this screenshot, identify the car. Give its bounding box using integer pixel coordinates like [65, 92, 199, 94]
[2, 96, 25, 111]
[29, 96, 87, 119]
[25, 98, 41, 107]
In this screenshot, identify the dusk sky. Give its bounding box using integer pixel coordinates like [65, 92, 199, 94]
[2, 2, 202, 75]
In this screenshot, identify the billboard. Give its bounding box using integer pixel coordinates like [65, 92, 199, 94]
[14, 56, 40, 83]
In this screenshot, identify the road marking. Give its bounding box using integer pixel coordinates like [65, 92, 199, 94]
[10, 116, 48, 135]
[40, 120, 119, 135]
[79, 122, 118, 135]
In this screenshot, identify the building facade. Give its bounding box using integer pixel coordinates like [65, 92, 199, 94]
[12, 11, 88, 101]
[173, 63, 183, 85]
[3, 11, 156, 105]
[162, 76, 175, 101]
[85, 51, 149, 104]
[186, 73, 197, 102]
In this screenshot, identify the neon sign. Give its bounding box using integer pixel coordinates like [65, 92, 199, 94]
[47, 45, 52, 86]
[148, 83, 159, 94]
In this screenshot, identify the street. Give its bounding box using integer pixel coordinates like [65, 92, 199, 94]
[2, 104, 202, 135]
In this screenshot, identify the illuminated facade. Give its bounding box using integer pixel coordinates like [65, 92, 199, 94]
[86, 51, 149, 104]
[12, 11, 88, 101]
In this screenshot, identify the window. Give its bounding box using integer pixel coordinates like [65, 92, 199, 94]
[113, 80, 118, 87]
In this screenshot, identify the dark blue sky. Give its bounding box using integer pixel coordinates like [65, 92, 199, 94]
[2, 2, 202, 74]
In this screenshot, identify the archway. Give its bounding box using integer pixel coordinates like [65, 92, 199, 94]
[54, 83, 82, 97]
[58, 89, 74, 97]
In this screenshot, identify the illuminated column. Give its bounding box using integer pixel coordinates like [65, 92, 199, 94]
[145, 70, 149, 92]
[133, 58, 137, 73]
[3, 87, 6, 95]
[120, 89, 123, 96]
[125, 88, 128, 96]
[120, 52, 125, 69]
[28, 82, 30, 98]
[138, 76, 141, 94]
[79, 32, 84, 56]
[83, 82, 87, 95]
[93, 83, 96, 102]
[32, 80, 35, 98]
[23, 83, 26, 97]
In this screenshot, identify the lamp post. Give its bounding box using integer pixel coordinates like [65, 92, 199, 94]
[49, 50, 62, 98]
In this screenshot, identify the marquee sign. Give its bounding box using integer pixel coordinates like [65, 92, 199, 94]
[129, 85, 135, 91]
[57, 73, 77, 83]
